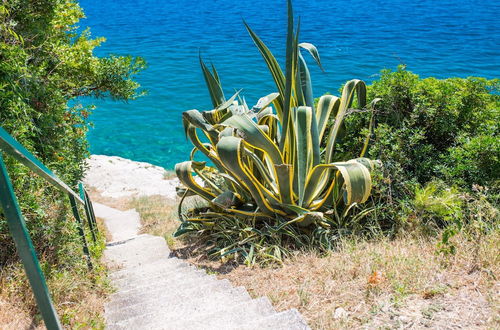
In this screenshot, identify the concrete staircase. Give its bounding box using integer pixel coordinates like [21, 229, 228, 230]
[93, 202, 310, 330]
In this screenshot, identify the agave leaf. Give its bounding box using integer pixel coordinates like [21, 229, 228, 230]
[183, 109, 219, 143]
[243, 21, 285, 116]
[297, 52, 314, 108]
[359, 98, 381, 157]
[186, 124, 212, 158]
[216, 136, 286, 216]
[257, 113, 280, 142]
[275, 163, 293, 205]
[221, 114, 283, 165]
[298, 42, 324, 72]
[316, 95, 340, 141]
[175, 161, 217, 202]
[296, 53, 321, 167]
[294, 106, 315, 205]
[295, 55, 306, 107]
[302, 160, 373, 209]
[200, 56, 225, 108]
[212, 190, 242, 208]
[279, 1, 299, 156]
[325, 79, 367, 163]
[255, 92, 279, 109]
[215, 89, 242, 111]
[244, 146, 278, 194]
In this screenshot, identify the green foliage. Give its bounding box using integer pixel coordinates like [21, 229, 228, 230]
[174, 1, 379, 262]
[414, 181, 463, 224]
[412, 181, 463, 253]
[0, 0, 144, 269]
[330, 66, 499, 235]
[340, 66, 499, 190]
[441, 135, 499, 188]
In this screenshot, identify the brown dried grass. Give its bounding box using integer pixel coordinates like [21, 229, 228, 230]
[204, 233, 499, 329]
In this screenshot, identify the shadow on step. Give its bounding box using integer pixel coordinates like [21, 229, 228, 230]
[168, 243, 240, 275]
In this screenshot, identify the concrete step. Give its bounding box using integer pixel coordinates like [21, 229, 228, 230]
[110, 257, 184, 280]
[111, 269, 215, 294]
[241, 308, 311, 330]
[160, 296, 276, 330]
[105, 234, 170, 268]
[110, 296, 276, 330]
[93, 202, 141, 242]
[106, 285, 251, 325]
[111, 265, 212, 292]
[110, 259, 191, 281]
[107, 277, 230, 310]
[97, 203, 311, 330]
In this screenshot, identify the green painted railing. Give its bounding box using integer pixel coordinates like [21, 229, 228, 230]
[0, 126, 99, 330]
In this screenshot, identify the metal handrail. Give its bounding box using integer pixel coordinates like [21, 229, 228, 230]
[0, 126, 99, 330]
[0, 127, 84, 204]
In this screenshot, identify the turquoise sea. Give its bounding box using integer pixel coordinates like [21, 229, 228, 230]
[79, 0, 500, 169]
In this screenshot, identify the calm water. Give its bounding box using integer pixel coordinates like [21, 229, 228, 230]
[79, 0, 500, 169]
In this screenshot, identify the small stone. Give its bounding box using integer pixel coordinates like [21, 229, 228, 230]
[333, 307, 348, 319]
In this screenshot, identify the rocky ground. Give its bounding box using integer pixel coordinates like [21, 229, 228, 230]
[84, 155, 179, 199]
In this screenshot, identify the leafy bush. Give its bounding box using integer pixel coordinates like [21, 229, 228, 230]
[339, 67, 498, 191]
[330, 67, 499, 234]
[441, 135, 499, 188]
[174, 1, 379, 262]
[0, 1, 143, 265]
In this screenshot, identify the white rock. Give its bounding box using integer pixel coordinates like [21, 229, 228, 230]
[83, 155, 180, 199]
[333, 307, 348, 319]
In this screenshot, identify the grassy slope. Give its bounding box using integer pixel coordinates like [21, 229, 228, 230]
[104, 194, 499, 329]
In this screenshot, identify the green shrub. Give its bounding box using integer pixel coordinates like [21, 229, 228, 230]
[329, 67, 499, 233]
[441, 135, 499, 189]
[338, 67, 498, 190]
[0, 0, 144, 265]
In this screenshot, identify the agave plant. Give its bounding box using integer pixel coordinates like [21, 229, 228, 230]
[175, 0, 380, 231]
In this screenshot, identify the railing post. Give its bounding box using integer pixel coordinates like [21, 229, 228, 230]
[85, 190, 99, 231]
[68, 194, 93, 270]
[0, 154, 62, 330]
[78, 183, 97, 243]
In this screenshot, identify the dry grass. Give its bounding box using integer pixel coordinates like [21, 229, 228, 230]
[0, 208, 112, 329]
[0, 260, 112, 329]
[189, 233, 499, 329]
[0, 296, 34, 329]
[129, 195, 179, 247]
[93, 193, 500, 329]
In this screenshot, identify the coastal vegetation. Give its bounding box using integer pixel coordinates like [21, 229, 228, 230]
[0, 0, 143, 327]
[0, 0, 497, 328]
[165, 64, 499, 326]
[173, 0, 498, 265]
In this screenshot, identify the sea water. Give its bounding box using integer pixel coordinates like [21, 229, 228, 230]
[79, 0, 500, 169]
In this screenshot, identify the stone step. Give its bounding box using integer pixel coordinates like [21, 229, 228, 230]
[159, 296, 277, 330]
[93, 202, 141, 242]
[107, 277, 231, 310]
[110, 296, 276, 330]
[110, 257, 184, 280]
[96, 203, 311, 330]
[110, 259, 191, 281]
[111, 265, 212, 292]
[105, 234, 170, 268]
[111, 269, 215, 295]
[106, 285, 251, 325]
